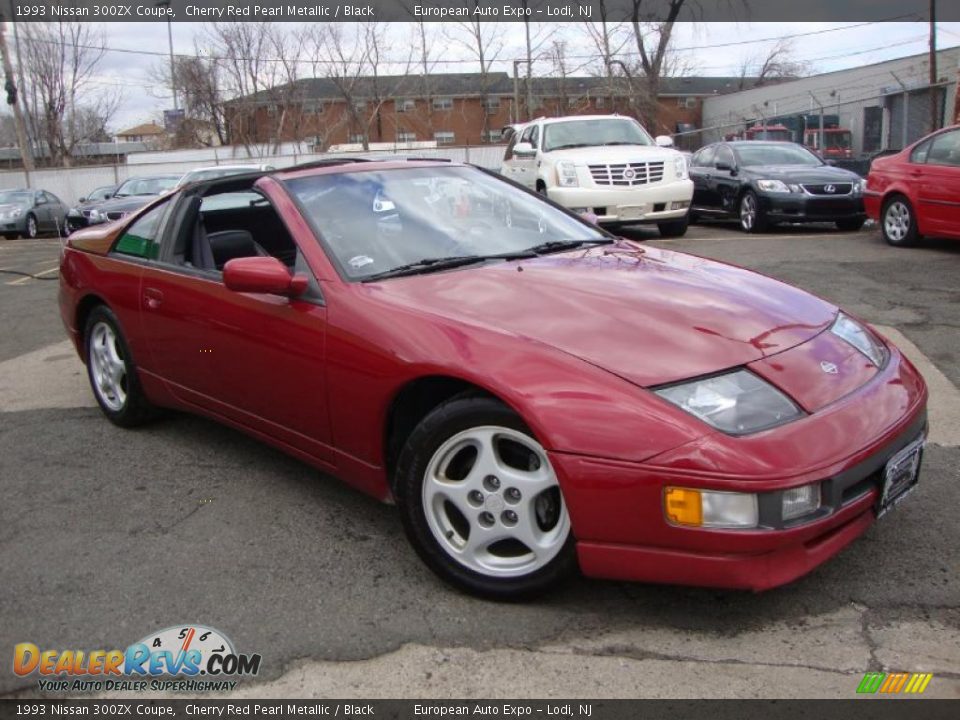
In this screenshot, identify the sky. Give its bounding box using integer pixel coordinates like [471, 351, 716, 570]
[10, 20, 960, 131]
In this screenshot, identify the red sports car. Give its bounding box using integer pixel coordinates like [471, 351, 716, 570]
[59, 160, 928, 598]
[866, 124, 960, 245]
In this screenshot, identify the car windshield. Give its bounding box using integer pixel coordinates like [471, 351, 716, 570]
[0, 191, 33, 206]
[736, 144, 823, 167]
[542, 119, 653, 151]
[89, 186, 115, 200]
[115, 176, 179, 197]
[284, 165, 607, 281]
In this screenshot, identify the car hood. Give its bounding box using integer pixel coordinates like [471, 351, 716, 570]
[546, 145, 679, 164]
[0, 203, 26, 214]
[742, 165, 861, 182]
[368, 243, 838, 388]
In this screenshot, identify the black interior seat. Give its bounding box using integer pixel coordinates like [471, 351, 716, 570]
[208, 230, 268, 270]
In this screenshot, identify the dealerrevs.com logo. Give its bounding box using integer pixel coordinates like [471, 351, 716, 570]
[13, 624, 262, 693]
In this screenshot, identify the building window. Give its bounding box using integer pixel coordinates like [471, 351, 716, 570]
[352, 100, 367, 112]
[595, 96, 606, 109]
[397, 131, 417, 143]
[483, 97, 501, 113]
[676, 97, 697, 109]
[432, 97, 453, 111]
[434, 131, 455, 145]
[348, 133, 365, 144]
[396, 99, 416, 113]
[304, 99, 324, 114]
[483, 129, 501, 143]
[266, 104, 279, 117]
[567, 96, 581, 108]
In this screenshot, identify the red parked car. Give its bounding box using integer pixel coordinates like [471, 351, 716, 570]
[866, 124, 960, 245]
[60, 160, 927, 598]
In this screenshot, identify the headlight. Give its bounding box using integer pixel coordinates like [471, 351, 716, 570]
[756, 179, 799, 194]
[2, 207, 23, 219]
[781, 483, 821, 521]
[830, 312, 888, 367]
[665, 487, 758, 529]
[655, 369, 804, 435]
[674, 155, 688, 180]
[556, 161, 579, 187]
[88, 208, 106, 223]
[851, 179, 865, 196]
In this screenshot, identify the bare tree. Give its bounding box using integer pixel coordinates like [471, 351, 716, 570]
[580, 1, 629, 111]
[519, 2, 557, 121]
[154, 51, 227, 148]
[18, 21, 117, 166]
[446, 8, 506, 143]
[737, 39, 808, 90]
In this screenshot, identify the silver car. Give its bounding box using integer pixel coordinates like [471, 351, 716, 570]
[0, 189, 69, 239]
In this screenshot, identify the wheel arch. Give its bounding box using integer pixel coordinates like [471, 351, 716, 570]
[75, 293, 109, 355]
[880, 189, 922, 234]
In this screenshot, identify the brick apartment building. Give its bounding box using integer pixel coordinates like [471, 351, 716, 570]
[226, 72, 759, 150]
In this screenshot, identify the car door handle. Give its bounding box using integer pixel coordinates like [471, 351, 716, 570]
[144, 287, 163, 310]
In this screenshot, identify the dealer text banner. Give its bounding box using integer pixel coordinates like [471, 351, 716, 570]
[7, 0, 960, 23]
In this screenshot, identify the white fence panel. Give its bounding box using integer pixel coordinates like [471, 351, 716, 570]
[0, 145, 508, 207]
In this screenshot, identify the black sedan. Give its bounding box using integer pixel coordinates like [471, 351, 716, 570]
[78, 175, 180, 229]
[0, 189, 69, 239]
[688, 141, 866, 233]
[64, 184, 118, 234]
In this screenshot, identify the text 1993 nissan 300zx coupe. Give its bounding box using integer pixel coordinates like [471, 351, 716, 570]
[59, 160, 927, 598]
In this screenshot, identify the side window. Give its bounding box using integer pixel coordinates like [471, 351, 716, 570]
[529, 125, 540, 149]
[693, 146, 715, 167]
[910, 139, 932, 164]
[714, 146, 735, 167]
[503, 132, 518, 162]
[520, 125, 534, 144]
[925, 130, 960, 167]
[114, 201, 170, 260]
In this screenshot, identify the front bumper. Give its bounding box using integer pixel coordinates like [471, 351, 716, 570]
[1, 218, 26, 234]
[551, 346, 927, 591]
[548, 179, 694, 224]
[759, 191, 865, 223]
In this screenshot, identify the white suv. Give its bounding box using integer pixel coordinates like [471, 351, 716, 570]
[501, 115, 693, 237]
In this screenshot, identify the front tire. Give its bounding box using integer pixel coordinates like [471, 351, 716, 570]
[24, 214, 38, 239]
[658, 216, 689, 238]
[395, 396, 576, 599]
[739, 191, 768, 233]
[84, 305, 158, 427]
[881, 196, 919, 247]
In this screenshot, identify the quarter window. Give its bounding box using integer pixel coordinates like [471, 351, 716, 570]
[925, 130, 960, 167]
[910, 139, 932, 163]
[114, 201, 170, 260]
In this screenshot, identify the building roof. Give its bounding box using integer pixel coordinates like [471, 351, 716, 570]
[115, 122, 166, 138]
[232, 72, 769, 105]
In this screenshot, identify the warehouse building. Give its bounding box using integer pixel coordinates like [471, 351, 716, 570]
[700, 47, 960, 158]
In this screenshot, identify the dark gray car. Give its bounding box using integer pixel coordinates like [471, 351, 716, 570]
[0, 189, 69, 239]
[65, 184, 119, 234]
[82, 175, 180, 228]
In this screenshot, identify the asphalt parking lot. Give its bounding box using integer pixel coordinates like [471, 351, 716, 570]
[1, 224, 958, 699]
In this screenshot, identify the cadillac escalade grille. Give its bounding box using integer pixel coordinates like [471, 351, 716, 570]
[588, 161, 665, 187]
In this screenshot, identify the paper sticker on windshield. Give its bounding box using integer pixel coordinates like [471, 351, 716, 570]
[349, 255, 374, 269]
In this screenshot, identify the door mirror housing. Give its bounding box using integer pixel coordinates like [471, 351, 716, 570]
[715, 160, 735, 172]
[655, 135, 675, 148]
[78, 197, 87, 204]
[513, 142, 536, 157]
[223, 256, 308, 298]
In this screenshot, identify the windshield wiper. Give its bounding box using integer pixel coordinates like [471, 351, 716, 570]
[601, 142, 645, 146]
[548, 143, 592, 151]
[524, 238, 612, 255]
[362, 250, 539, 282]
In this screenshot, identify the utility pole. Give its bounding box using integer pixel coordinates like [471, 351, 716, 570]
[155, 1, 177, 110]
[513, 59, 521, 124]
[930, 0, 939, 132]
[0, 15, 35, 179]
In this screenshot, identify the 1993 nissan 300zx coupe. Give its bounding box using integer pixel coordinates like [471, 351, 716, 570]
[59, 160, 927, 598]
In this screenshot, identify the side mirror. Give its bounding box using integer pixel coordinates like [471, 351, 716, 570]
[223, 256, 308, 298]
[655, 135, 675, 148]
[825, 159, 837, 166]
[715, 161, 735, 172]
[78, 197, 87, 204]
[513, 142, 536, 157]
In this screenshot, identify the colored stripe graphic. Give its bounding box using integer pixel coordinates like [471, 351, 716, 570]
[858, 672, 932, 694]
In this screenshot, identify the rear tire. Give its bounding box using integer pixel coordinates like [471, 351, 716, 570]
[658, 216, 689, 238]
[836, 218, 866, 232]
[395, 395, 576, 599]
[739, 191, 768, 233]
[881, 196, 919, 247]
[84, 305, 159, 427]
[24, 214, 38, 239]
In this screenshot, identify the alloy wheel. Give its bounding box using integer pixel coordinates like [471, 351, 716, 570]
[89, 321, 128, 412]
[740, 194, 756, 231]
[26, 215, 38, 239]
[421, 425, 570, 578]
[884, 201, 911, 242]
